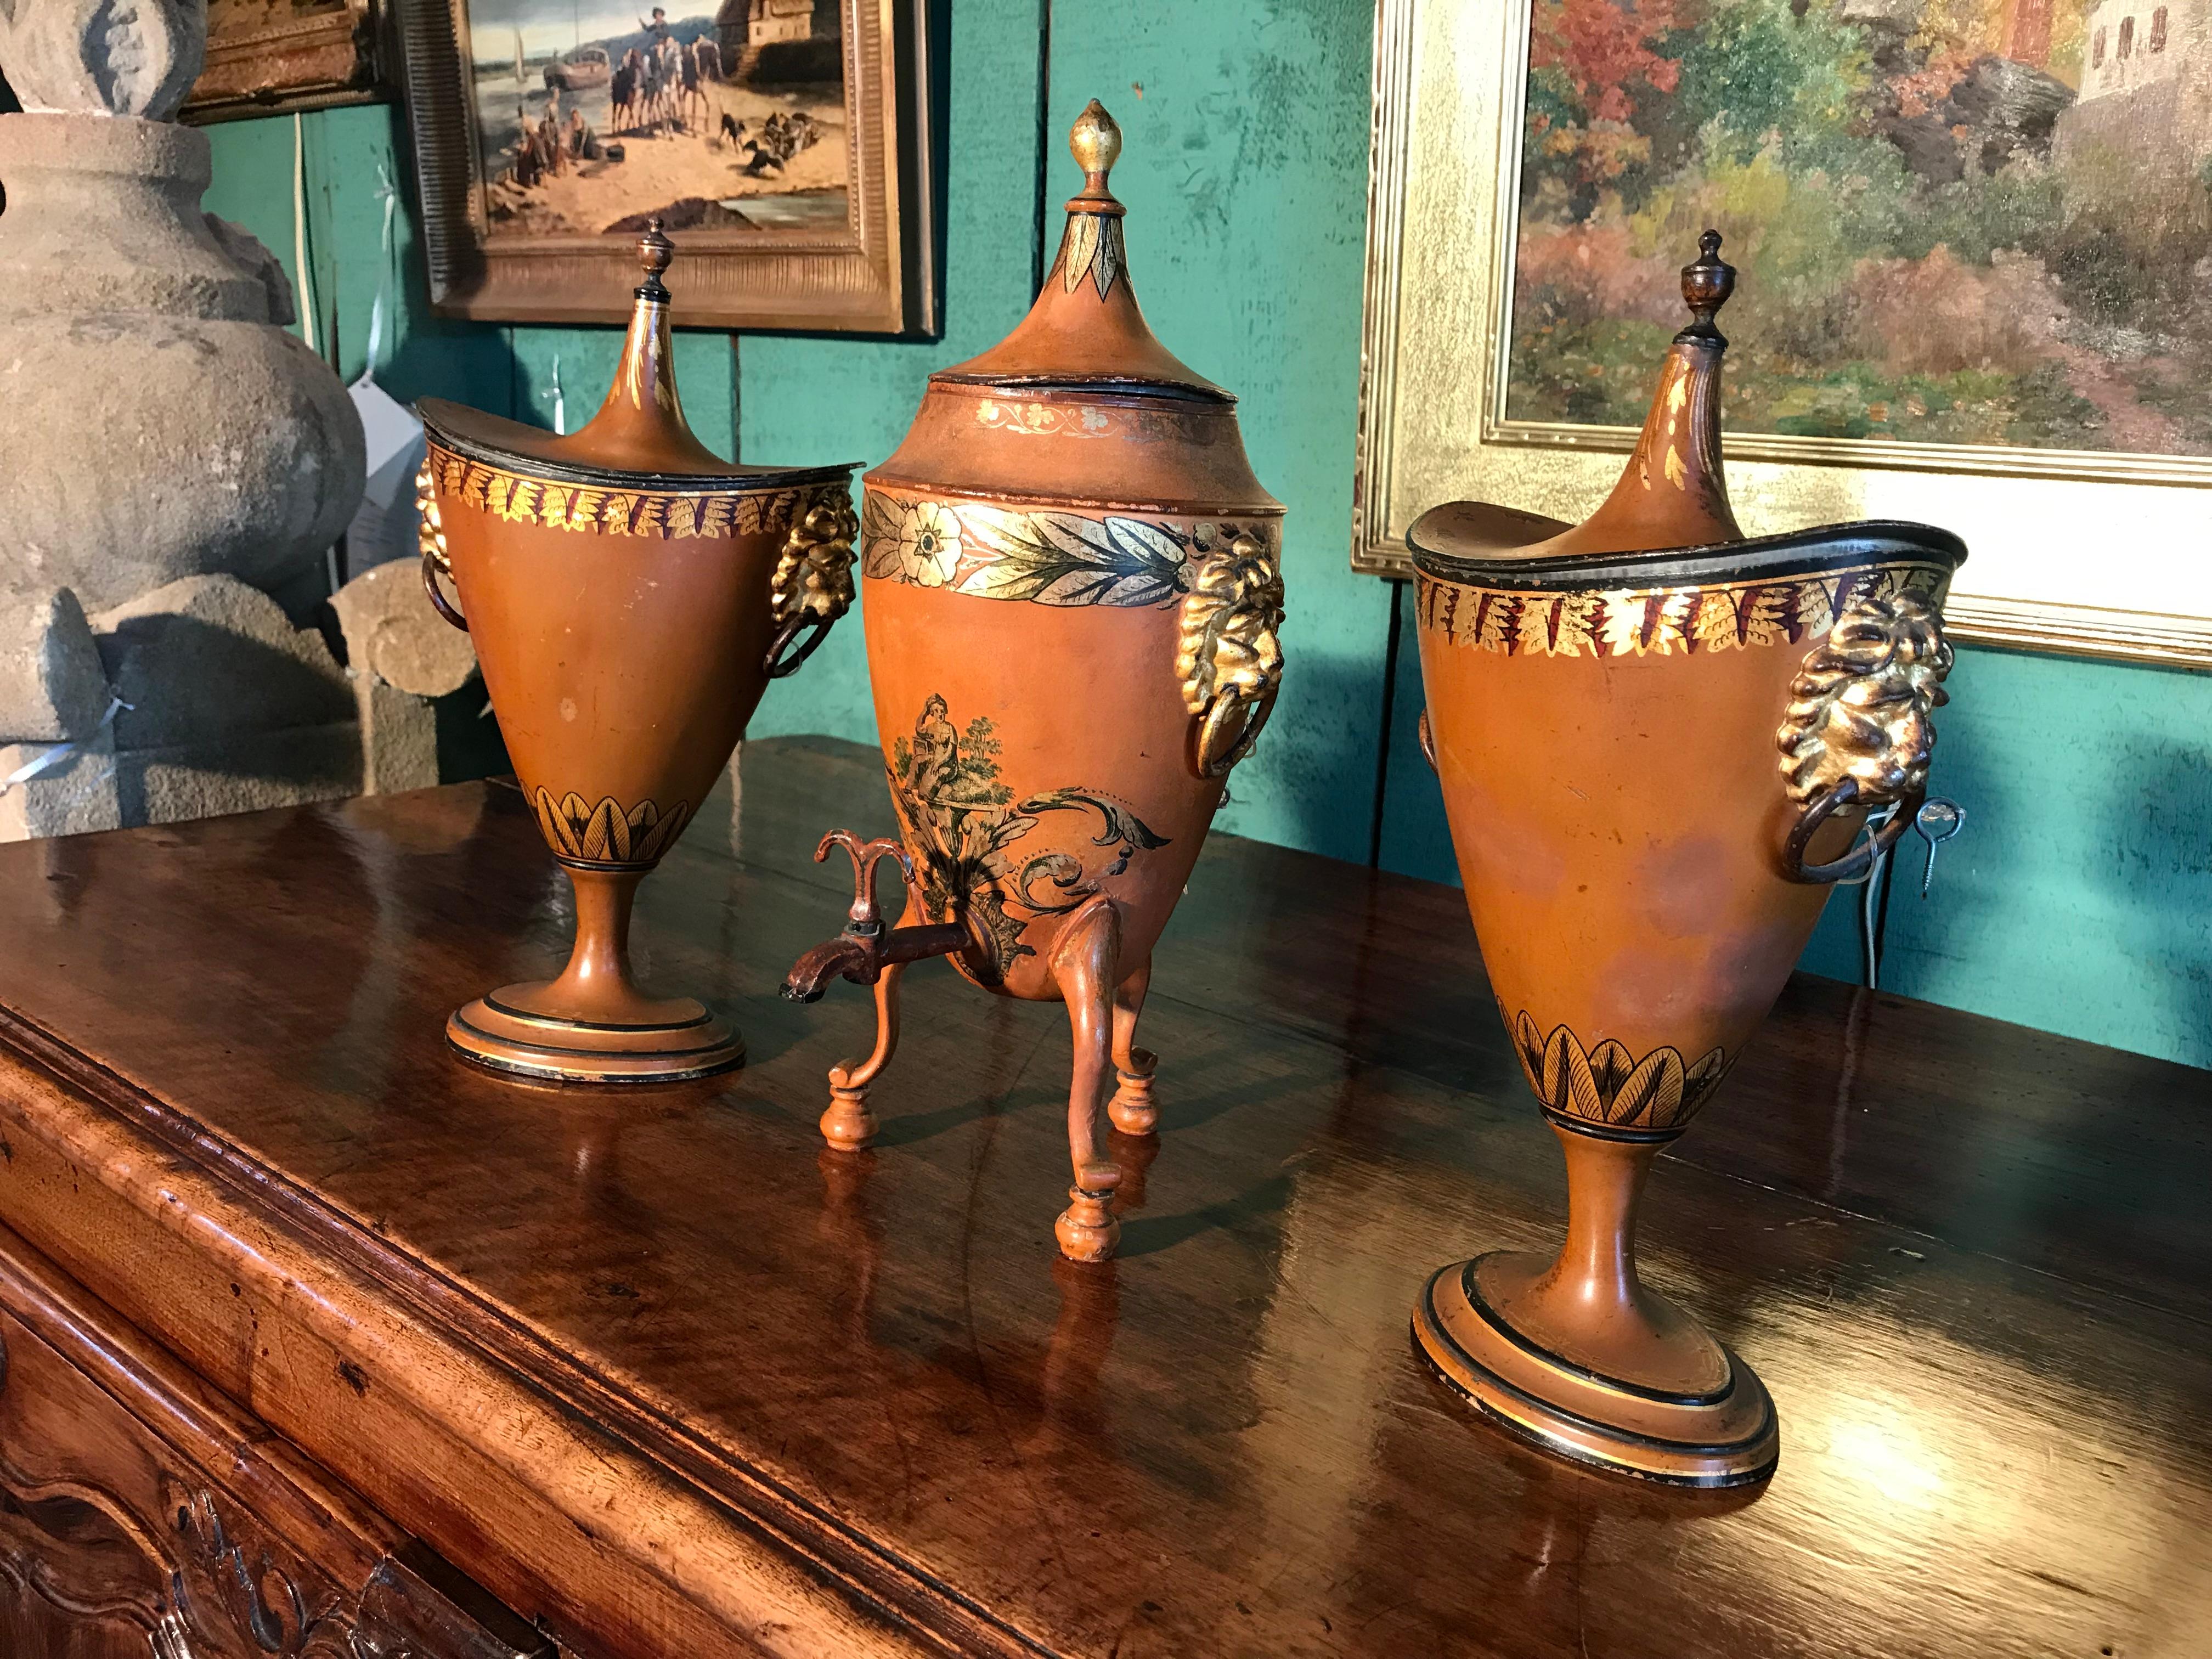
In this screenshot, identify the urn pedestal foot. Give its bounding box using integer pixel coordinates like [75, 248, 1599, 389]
[447, 865, 744, 1085]
[1412, 1127, 1776, 1487]
[1413, 1254, 1776, 1487]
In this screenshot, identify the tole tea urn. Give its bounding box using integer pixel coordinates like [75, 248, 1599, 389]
[782, 103, 1285, 1262]
[420, 227, 858, 1084]
[1409, 234, 1965, 1483]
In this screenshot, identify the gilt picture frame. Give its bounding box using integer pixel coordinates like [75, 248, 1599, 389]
[1356, 0, 2212, 667]
[393, 0, 938, 334]
[181, 0, 392, 123]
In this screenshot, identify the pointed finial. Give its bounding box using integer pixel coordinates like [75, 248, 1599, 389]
[1068, 100, 1124, 212]
[1677, 229, 1735, 346]
[636, 218, 674, 302]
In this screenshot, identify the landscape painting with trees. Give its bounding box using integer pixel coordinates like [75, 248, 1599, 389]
[1506, 0, 2212, 456]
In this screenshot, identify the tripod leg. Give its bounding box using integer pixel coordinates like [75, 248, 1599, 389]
[1049, 895, 1122, 1263]
[822, 960, 905, 1152]
[1106, 954, 1158, 1136]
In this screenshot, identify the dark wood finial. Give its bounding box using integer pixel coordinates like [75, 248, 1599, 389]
[1677, 229, 1735, 346]
[636, 219, 674, 302]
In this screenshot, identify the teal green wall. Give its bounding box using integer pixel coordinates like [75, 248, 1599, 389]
[202, 1, 2210, 1071]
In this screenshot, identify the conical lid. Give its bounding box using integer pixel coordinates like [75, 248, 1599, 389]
[1408, 232, 1962, 586]
[420, 225, 850, 490]
[932, 100, 1226, 401]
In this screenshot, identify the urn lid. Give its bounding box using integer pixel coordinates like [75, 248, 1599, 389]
[934, 101, 1222, 400]
[866, 103, 1277, 517]
[1408, 233, 1962, 586]
[419, 225, 852, 492]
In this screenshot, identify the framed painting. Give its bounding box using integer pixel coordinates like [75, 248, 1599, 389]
[182, 0, 392, 122]
[394, 0, 938, 332]
[1357, 0, 2212, 665]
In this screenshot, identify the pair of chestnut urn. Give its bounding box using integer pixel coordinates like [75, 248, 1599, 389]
[419, 106, 1962, 1490]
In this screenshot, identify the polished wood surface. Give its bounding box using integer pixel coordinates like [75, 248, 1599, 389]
[0, 736, 2204, 1657]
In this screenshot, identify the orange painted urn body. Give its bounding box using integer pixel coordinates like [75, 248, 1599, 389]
[783, 103, 1285, 1261]
[1408, 235, 1965, 1483]
[419, 229, 858, 1084]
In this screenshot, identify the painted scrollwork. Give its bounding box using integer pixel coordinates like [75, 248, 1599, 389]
[1176, 532, 1285, 778]
[888, 694, 1167, 986]
[1776, 590, 1953, 884]
[763, 495, 860, 678]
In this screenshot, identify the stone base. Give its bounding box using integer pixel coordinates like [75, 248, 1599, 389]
[112, 723, 363, 828]
[0, 731, 123, 842]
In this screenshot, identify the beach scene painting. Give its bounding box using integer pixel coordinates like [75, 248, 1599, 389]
[1507, 0, 2212, 457]
[461, 0, 849, 238]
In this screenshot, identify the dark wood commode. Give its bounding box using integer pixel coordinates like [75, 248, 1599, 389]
[0, 739, 2203, 1656]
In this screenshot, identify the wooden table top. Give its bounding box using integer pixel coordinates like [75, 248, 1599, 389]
[0, 735, 2205, 1659]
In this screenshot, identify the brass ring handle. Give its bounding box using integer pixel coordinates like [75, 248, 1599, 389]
[1194, 679, 1278, 780]
[1417, 709, 1437, 774]
[422, 550, 468, 632]
[762, 612, 834, 679]
[1784, 778, 1923, 885]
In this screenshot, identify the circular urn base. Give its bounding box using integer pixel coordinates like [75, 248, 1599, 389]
[1413, 1251, 1778, 1488]
[447, 981, 744, 1085]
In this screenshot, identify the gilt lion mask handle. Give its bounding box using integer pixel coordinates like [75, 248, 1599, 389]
[764, 495, 862, 679]
[1176, 531, 1285, 780]
[1776, 589, 1954, 885]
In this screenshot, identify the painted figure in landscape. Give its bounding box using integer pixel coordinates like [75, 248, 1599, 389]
[464, 0, 848, 237]
[1510, 0, 2212, 455]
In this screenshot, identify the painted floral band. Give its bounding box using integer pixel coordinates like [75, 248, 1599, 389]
[1418, 561, 1949, 659]
[859, 488, 1274, 611]
[424, 447, 821, 542]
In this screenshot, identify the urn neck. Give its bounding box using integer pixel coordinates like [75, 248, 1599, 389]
[1560, 337, 1742, 557]
[1515, 230, 1742, 560]
[568, 226, 728, 473]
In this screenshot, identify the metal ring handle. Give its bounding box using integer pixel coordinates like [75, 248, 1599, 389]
[1785, 778, 1924, 885]
[1193, 679, 1279, 780]
[422, 550, 467, 632]
[762, 612, 834, 680]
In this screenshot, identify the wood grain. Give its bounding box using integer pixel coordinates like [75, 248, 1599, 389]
[0, 736, 2201, 1657]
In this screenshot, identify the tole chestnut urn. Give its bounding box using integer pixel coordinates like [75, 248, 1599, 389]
[782, 102, 1285, 1262]
[419, 226, 858, 1084]
[1408, 233, 1965, 1484]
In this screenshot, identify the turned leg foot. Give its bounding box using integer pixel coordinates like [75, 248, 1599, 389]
[1054, 1186, 1119, 1263]
[1050, 896, 1123, 1262]
[1105, 955, 1156, 1136]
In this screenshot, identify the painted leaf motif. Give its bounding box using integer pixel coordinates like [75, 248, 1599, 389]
[860, 490, 907, 579]
[1062, 213, 1102, 293]
[1510, 1011, 1730, 1132]
[1610, 1047, 1686, 1127]
[953, 507, 1184, 608]
[1091, 218, 1124, 298]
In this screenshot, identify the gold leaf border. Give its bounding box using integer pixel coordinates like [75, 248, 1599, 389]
[1419, 562, 1950, 659]
[425, 446, 827, 542]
